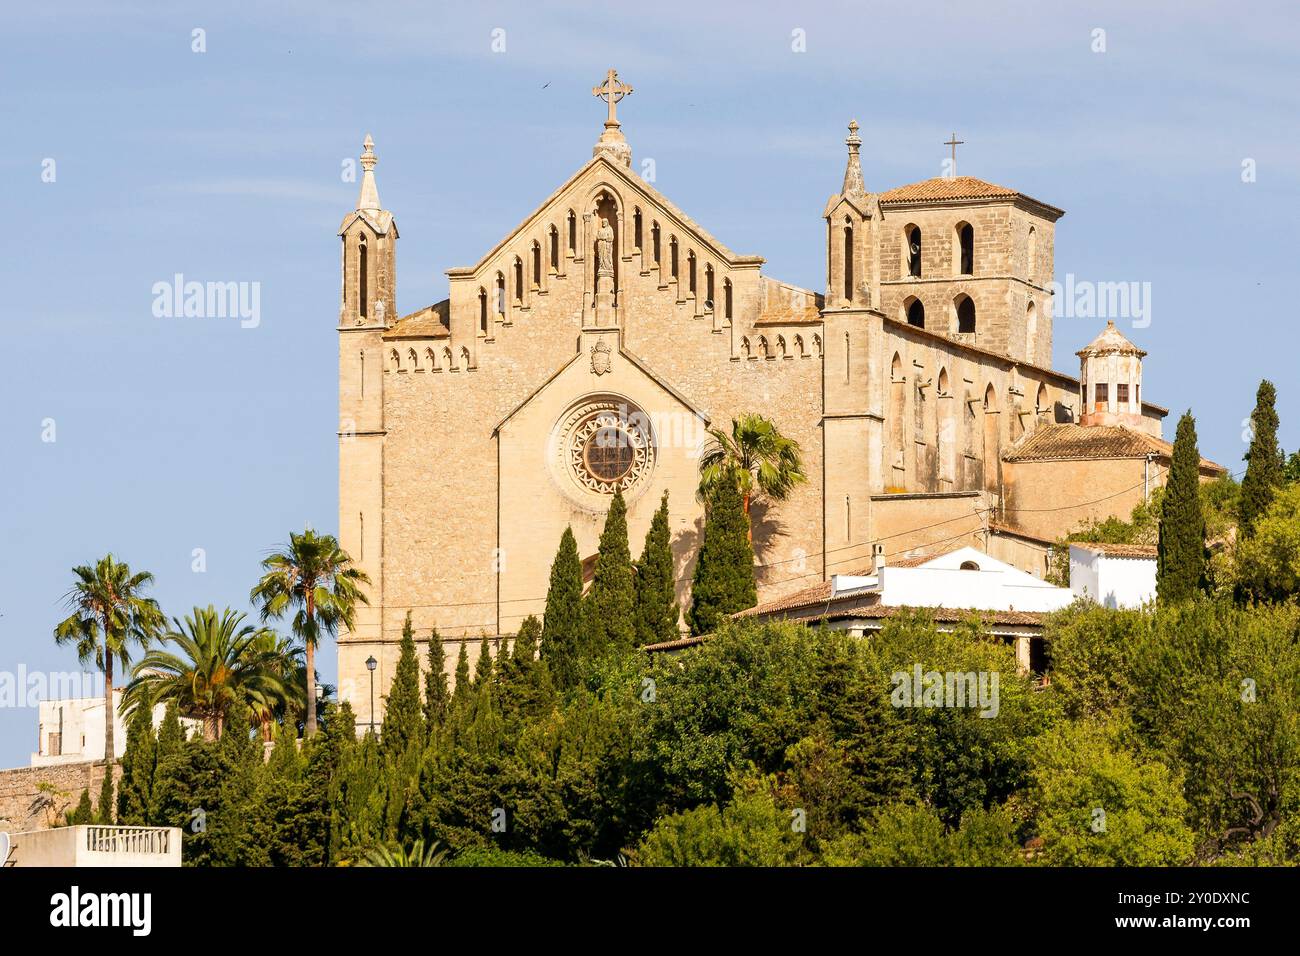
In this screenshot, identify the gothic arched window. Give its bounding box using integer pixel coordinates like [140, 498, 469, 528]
[905, 297, 925, 328]
[843, 220, 855, 303]
[358, 234, 369, 319]
[956, 294, 976, 334]
[957, 222, 974, 276]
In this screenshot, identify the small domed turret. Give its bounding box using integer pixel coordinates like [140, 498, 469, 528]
[1077, 320, 1145, 427]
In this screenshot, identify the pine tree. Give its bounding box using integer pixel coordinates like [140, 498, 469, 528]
[688, 479, 757, 635]
[585, 487, 637, 650]
[540, 526, 584, 689]
[117, 701, 156, 824]
[1157, 411, 1208, 603]
[474, 635, 494, 687]
[423, 628, 450, 734]
[382, 611, 424, 756]
[635, 491, 680, 645]
[96, 769, 114, 824]
[1240, 379, 1282, 538]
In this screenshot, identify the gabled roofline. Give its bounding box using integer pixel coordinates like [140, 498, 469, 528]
[337, 209, 398, 238]
[448, 154, 762, 280]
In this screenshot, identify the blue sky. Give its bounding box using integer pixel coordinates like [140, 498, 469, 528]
[1, 0, 1297, 767]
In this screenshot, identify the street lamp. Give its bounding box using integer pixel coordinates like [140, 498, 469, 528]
[365, 655, 378, 735]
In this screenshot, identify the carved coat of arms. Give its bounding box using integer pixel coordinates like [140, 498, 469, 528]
[590, 339, 612, 376]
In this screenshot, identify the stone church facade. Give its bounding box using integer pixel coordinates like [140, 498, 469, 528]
[334, 72, 1219, 723]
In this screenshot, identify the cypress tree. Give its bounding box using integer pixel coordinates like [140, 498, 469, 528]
[117, 702, 156, 824]
[540, 526, 584, 688]
[382, 611, 424, 756]
[1157, 411, 1208, 603]
[96, 769, 114, 824]
[688, 479, 757, 635]
[220, 698, 259, 767]
[514, 615, 541, 667]
[423, 628, 450, 734]
[585, 487, 637, 650]
[635, 491, 680, 645]
[452, 641, 471, 702]
[157, 701, 185, 757]
[474, 635, 494, 687]
[1239, 379, 1282, 538]
[69, 788, 93, 825]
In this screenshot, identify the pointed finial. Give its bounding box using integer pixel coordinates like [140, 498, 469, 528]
[356, 134, 381, 211]
[842, 119, 866, 198]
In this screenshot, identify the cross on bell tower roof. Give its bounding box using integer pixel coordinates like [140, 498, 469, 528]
[591, 68, 634, 167]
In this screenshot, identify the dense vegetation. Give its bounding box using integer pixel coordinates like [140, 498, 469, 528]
[50, 397, 1300, 865]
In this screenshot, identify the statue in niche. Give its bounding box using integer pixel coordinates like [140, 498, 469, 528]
[595, 217, 614, 274]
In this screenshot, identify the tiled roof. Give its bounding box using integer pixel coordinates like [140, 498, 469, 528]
[643, 604, 1046, 652]
[1076, 320, 1146, 358]
[384, 299, 450, 339]
[878, 176, 1063, 216]
[821, 604, 1047, 627]
[888, 544, 968, 568]
[1003, 424, 1225, 473]
[642, 635, 707, 652]
[988, 522, 1057, 545]
[1071, 541, 1158, 559]
[733, 580, 838, 617]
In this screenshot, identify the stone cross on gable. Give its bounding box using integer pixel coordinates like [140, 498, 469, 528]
[592, 69, 633, 129]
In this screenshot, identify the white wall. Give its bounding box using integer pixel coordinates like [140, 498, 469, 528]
[878, 566, 1073, 612]
[9, 825, 182, 867]
[1069, 546, 1156, 608]
[32, 695, 199, 767]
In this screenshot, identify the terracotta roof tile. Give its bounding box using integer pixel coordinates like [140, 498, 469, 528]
[643, 605, 1046, 652]
[823, 605, 1047, 627]
[988, 522, 1057, 545]
[733, 580, 838, 617]
[1003, 424, 1225, 473]
[878, 176, 1063, 217]
[1071, 542, 1158, 559]
[880, 176, 1019, 203]
[1076, 320, 1146, 358]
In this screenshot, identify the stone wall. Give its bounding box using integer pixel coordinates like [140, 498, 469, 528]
[0, 761, 119, 833]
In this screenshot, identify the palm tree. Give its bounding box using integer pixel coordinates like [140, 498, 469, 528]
[122, 605, 291, 741]
[250, 528, 370, 738]
[54, 555, 165, 765]
[361, 839, 447, 867]
[697, 413, 808, 538]
[246, 630, 304, 740]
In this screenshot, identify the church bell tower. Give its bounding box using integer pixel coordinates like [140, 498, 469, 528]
[336, 134, 397, 701]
